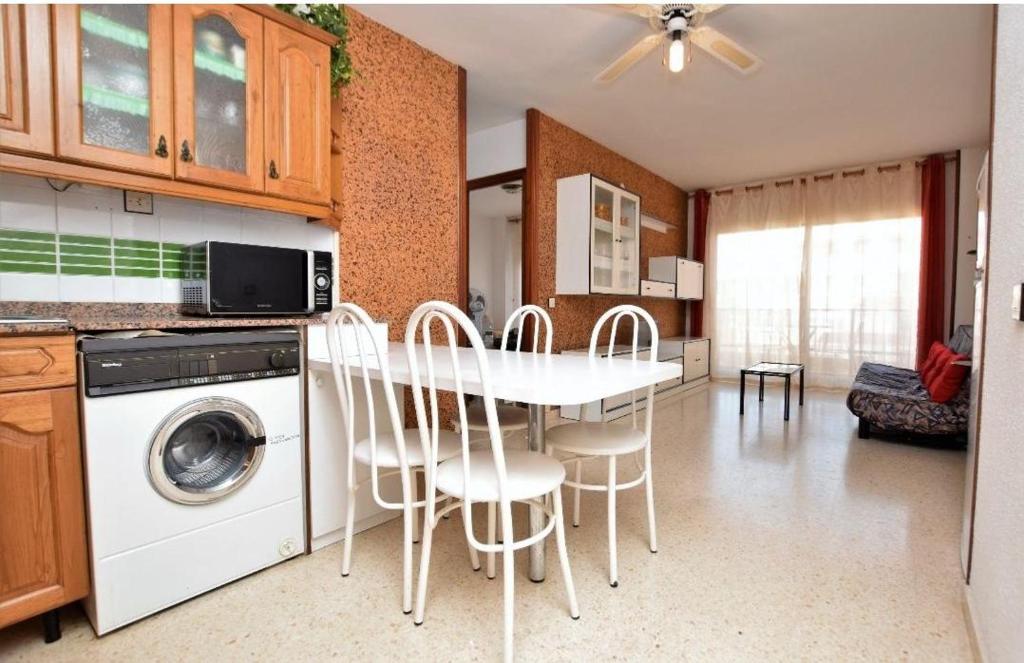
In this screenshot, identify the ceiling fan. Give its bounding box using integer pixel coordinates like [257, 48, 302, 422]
[596, 4, 763, 83]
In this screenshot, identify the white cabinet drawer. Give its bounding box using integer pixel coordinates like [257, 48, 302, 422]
[683, 340, 710, 382]
[641, 279, 675, 298]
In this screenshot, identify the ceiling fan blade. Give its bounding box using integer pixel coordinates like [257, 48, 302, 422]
[595, 33, 663, 82]
[695, 4, 725, 14]
[612, 4, 662, 19]
[689, 26, 763, 74]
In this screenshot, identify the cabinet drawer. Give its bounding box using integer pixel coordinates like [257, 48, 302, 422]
[0, 335, 76, 393]
[683, 340, 709, 382]
[641, 280, 675, 298]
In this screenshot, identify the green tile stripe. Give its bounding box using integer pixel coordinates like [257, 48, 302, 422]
[0, 262, 56, 274]
[0, 228, 58, 274]
[60, 233, 111, 247]
[0, 228, 56, 242]
[161, 242, 188, 278]
[0, 229, 197, 280]
[58, 232, 112, 276]
[61, 264, 111, 276]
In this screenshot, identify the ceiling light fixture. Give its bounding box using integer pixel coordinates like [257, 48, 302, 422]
[668, 30, 686, 73]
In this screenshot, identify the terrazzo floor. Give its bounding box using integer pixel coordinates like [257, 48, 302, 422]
[0, 383, 973, 662]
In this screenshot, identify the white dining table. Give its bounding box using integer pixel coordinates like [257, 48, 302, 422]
[307, 342, 682, 581]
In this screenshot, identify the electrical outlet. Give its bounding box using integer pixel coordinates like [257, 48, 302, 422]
[548, 297, 556, 309]
[123, 190, 154, 215]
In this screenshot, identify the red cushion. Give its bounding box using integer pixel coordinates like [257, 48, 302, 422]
[927, 352, 968, 403]
[919, 341, 946, 379]
[922, 345, 951, 386]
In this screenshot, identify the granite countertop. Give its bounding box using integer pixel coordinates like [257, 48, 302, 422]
[0, 302, 326, 335]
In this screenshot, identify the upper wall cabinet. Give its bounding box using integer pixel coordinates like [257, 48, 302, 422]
[173, 5, 264, 192]
[556, 174, 642, 296]
[1, 4, 337, 219]
[0, 5, 54, 156]
[264, 19, 330, 204]
[54, 5, 174, 176]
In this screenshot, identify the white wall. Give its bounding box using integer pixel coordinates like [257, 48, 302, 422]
[966, 7, 1024, 662]
[468, 183, 522, 330]
[954, 147, 988, 329]
[0, 173, 335, 303]
[467, 119, 525, 180]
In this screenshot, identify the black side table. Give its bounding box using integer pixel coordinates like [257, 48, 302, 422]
[740, 362, 805, 421]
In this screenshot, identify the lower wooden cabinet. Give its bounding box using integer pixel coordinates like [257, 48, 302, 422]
[0, 341, 88, 633]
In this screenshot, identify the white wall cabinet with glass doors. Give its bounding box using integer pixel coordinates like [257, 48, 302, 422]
[556, 174, 641, 295]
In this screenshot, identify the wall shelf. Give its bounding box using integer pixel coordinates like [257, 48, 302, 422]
[640, 213, 678, 234]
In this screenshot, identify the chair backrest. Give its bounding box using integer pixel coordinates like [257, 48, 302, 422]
[500, 304, 554, 354]
[588, 304, 660, 432]
[326, 303, 407, 509]
[405, 300, 509, 544]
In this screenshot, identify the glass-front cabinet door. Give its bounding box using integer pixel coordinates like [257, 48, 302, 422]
[590, 179, 617, 294]
[54, 5, 173, 175]
[614, 190, 640, 294]
[173, 5, 264, 192]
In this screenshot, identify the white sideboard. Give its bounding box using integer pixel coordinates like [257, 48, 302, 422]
[649, 256, 705, 300]
[556, 173, 641, 296]
[306, 324, 403, 552]
[559, 336, 710, 423]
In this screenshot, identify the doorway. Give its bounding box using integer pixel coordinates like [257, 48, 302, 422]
[466, 169, 526, 348]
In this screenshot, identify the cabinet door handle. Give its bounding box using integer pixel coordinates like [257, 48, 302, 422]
[268, 160, 280, 179]
[180, 140, 193, 162]
[155, 135, 168, 158]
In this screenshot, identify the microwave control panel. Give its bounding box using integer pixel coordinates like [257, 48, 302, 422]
[313, 250, 333, 312]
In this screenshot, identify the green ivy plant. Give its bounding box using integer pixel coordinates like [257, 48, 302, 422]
[275, 4, 355, 95]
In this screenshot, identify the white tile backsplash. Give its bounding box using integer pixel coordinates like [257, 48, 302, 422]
[0, 173, 337, 303]
[0, 176, 57, 231]
[0, 273, 60, 302]
[59, 274, 114, 302]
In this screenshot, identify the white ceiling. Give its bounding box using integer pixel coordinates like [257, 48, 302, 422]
[354, 4, 993, 190]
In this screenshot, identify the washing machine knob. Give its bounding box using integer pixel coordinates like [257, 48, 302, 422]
[269, 351, 287, 369]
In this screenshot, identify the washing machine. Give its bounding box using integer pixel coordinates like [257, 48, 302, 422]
[78, 330, 306, 635]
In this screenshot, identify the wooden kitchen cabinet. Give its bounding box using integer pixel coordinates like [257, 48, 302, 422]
[0, 349, 88, 640]
[2, 4, 337, 218]
[53, 5, 174, 177]
[0, 4, 54, 156]
[264, 19, 331, 204]
[173, 4, 265, 193]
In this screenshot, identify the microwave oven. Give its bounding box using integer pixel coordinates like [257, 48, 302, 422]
[181, 241, 333, 316]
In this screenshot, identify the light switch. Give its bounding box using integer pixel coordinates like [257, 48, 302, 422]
[1013, 283, 1024, 321]
[123, 190, 154, 215]
[548, 297, 556, 309]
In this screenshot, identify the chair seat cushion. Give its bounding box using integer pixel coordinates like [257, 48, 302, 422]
[457, 402, 530, 431]
[354, 430, 461, 468]
[546, 422, 647, 456]
[435, 450, 565, 502]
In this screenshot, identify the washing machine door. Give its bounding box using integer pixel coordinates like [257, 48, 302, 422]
[148, 396, 266, 505]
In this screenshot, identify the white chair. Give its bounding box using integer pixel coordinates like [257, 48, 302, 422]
[407, 301, 578, 663]
[451, 304, 554, 577]
[326, 304, 480, 616]
[452, 304, 553, 434]
[545, 304, 659, 587]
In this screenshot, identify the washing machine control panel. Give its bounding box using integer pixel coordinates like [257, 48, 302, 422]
[80, 332, 301, 397]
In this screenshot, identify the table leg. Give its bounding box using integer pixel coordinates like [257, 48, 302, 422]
[784, 375, 791, 421]
[758, 374, 764, 402]
[527, 403, 546, 582]
[799, 367, 805, 406]
[739, 371, 746, 415]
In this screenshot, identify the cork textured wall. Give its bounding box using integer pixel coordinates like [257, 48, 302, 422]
[534, 111, 688, 352]
[335, 9, 461, 340]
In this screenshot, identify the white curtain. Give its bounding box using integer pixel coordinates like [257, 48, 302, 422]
[705, 160, 921, 389]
